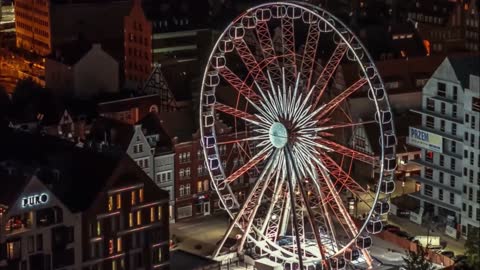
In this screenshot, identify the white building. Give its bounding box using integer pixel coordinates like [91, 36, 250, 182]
[46, 42, 119, 99]
[408, 56, 480, 238]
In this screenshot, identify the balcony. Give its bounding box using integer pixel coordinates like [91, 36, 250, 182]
[408, 192, 461, 213]
[410, 175, 461, 195]
[412, 108, 463, 124]
[410, 158, 462, 177]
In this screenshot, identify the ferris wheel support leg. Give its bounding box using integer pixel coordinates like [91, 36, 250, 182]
[284, 148, 305, 270]
[286, 147, 330, 269]
[316, 162, 373, 268]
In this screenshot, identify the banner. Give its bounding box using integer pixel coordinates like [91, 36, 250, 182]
[408, 127, 443, 153]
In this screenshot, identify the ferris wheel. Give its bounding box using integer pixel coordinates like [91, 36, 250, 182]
[199, 2, 397, 269]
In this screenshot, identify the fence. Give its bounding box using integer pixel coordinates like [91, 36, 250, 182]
[377, 230, 455, 267]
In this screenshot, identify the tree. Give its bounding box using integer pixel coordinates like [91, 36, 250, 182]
[403, 245, 435, 270]
[464, 227, 480, 268]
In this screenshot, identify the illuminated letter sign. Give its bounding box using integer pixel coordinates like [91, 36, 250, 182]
[408, 127, 443, 153]
[21, 193, 49, 208]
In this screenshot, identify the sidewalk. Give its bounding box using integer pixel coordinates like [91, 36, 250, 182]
[387, 214, 466, 255]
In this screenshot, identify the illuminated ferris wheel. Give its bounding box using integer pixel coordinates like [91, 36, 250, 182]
[199, 2, 397, 269]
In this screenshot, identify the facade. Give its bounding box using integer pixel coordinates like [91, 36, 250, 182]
[14, 0, 130, 56]
[465, 0, 480, 52]
[123, 0, 211, 88]
[46, 43, 119, 99]
[406, 0, 465, 54]
[408, 56, 480, 237]
[157, 111, 250, 220]
[88, 116, 176, 223]
[0, 128, 170, 270]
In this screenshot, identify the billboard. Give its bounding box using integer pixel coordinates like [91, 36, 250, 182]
[409, 127, 443, 153]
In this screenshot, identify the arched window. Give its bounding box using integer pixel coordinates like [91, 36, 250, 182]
[179, 169, 185, 178]
[149, 105, 158, 113]
[203, 180, 209, 192]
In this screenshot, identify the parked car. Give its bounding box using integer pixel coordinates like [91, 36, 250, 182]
[440, 250, 455, 259]
[383, 224, 401, 233]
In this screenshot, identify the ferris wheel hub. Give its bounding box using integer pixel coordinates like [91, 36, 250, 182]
[269, 122, 288, 148]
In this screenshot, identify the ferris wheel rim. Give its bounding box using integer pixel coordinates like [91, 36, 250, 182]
[199, 1, 396, 267]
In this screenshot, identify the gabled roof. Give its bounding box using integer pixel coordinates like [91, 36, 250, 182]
[448, 55, 480, 89]
[0, 128, 129, 212]
[137, 112, 173, 154]
[88, 117, 135, 151]
[48, 39, 93, 66]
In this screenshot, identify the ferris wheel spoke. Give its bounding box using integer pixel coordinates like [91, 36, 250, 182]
[217, 67, 261, 102]
[300, 20, 321, 91]
[255, 20, 283, 82]
[316, 162, 374, 266]
[281, 16, 297, 84]
[217, 135, 269, 146]
[315, 138, 377, 165]
[236, 150, 281, 252]
[224, 146, 273, 184]
[316, 120, 376, 132]
[233, 38, 271, 91]
[316, 78, 368, 120]
[318, 153, 375, 209]
[311, 39, 352, 109]
[285, 148, 330, 264]
[214, 102, 267, 127]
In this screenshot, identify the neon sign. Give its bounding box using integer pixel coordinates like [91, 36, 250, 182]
[21, 193, 49, 208]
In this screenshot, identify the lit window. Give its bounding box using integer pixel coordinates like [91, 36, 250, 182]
[150, 207, 155, 222]
[112, 260, 117, 270]
[129, 213, 133, 227]
[158, 206, 162, 221]
[108, 239, 114, 255]
[139, 188, 144, 203]
[136, 210, 142, 225]
[96, 221, 101, 236]
[116, 194, 121, 209]
[108, 196, 113, 211]
[117, 237, 122, 252]
[197, 181, 203, 193]
[131, 191, 136, 205]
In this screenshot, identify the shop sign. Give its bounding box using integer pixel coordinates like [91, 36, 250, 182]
[21, 193, 49, 208]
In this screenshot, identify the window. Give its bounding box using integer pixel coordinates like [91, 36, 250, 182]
[185, 184, 191, 195]
[451, 141, 456, 152]
[449, 193, 455, 204]
[179, 169, 185, 179]
[133, 144, 143, 153]
[439, 172, 444, 184]
[470, 152, 475, 165]
[439, 189, 444, 200]
[116, 194, 121, 209]
[185, 168, 191, 178]
[452, 123, 457, 136]
[158, 206, 162, 221]
[466, 114, 470, 123]
[469, 187, 473, 201]
[425, 151, 433, 162]
[179, 185, 185, 197]
[450, 176, 455, 188]
[136, 210, 142, 225]
[477, 208, 480, 221]
[197, 181, 203, 193]
[450, 158, 456, 170]
[139, 188, 144, 203]
[203, 180, 209, 192]
[27, 236, 34, 253]
[426, 116, 435, 128]
[440, 120, 445, 132]
[96, 221, 101, 236]
[426, 98, 435, 111]
[129, 213, 133, 227]
[452, 105, 457, 118]
[437, 82, 446, 97]
[108, 196, 114, 211]
[471, 116, 476, 130]
[131, 191, 136, 205]
[108, 239, 114, 255]
[117, 237, 122, 252]
[425, 168, 433, 179]
[439, 154, 445, 166]
[453, 86, 458, 100]
[440, 102, 446, 114]
[150, 207, 155, 222]
[468, 205, 472, 218]
[472, 97, 480, 112]
[424, 185, 433, 196]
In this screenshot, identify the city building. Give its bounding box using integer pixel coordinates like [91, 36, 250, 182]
[157, 110, 250, 220]
[88, 116, 176, 223]
[123, 0, 211, 88]
[465, 0, 479, 52]
[406, 0, 465, 54]
[0, 127, 170, 270]
[45, 42, 120, 99]
[408, 55, 480, 238]
[14, 0, 131, 56]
